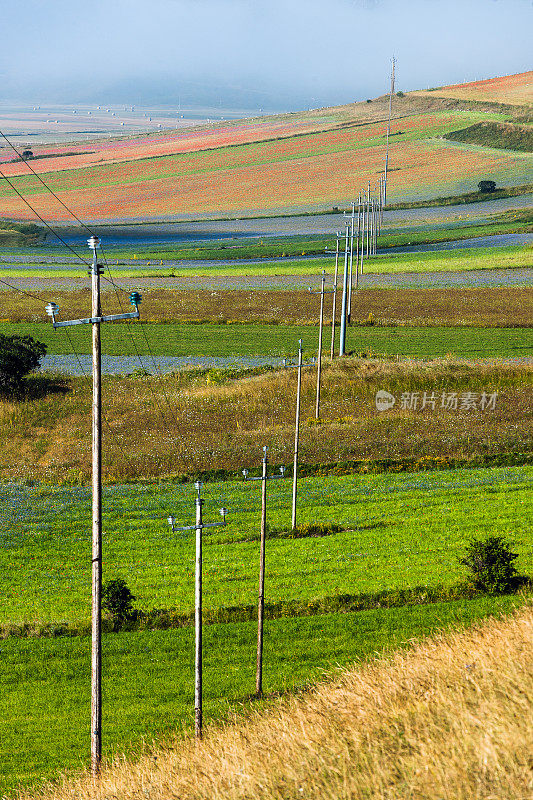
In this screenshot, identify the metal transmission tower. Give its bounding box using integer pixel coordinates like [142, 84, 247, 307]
[383, 56, 396, 210]
[167, 484, 228, 738]
[45, 236, 142, 777]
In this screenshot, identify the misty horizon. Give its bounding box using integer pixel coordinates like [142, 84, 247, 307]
[1, 0, 531, 113]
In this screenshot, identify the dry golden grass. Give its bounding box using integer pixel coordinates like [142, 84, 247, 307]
[24, 602, 533, 800]
[1, 359, 531, 482]
[2, 286, 533, 326]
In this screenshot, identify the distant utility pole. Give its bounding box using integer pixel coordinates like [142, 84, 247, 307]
[330, 233, 340, 360]
[341, 203, 356, 323]
[355, 196, 362, 289]
[360, 195, 366, 276]
[309, 271, 334, 419]
[282, 341, 308, 529]
[366, 182, 371, 258]
[45, 237, 142, 777]
[339, 225, 350, 356]
[383, 56, 396, 210]
[167, 484, 228, 738]
[292, 340, 303, 529]
[242, 448, 285, 697]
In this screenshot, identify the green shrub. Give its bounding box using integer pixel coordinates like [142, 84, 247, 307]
[0, 334, 47, 394]
[102, 578, 136, 630]
[478, 180, 497, 193]
[459, 535, 526, 594]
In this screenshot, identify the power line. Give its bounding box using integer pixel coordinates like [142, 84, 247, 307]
[0, 131, 94, 235]
[100, 245, 178, 422]
[0, 164, 91, 266]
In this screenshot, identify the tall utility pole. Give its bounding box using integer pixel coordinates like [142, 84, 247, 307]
[330, 233, 340, 360]
[167, 485, 228, 738]
[383, 56, 396, 210]
[309, 271, 334, 419]
[291, 339, 303, 529]
[347, 203, 355, 323]
[194, 485, 203, 737]
[90, 237, 102, 776]
[45, 237, 142, 776]
[242, 448, 285, 697]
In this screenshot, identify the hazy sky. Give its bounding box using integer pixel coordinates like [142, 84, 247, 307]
[1, 0, 532, 108]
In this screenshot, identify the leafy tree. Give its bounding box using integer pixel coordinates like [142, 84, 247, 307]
[396, 91, 405, 98]
[102, 578, 136, 630]
[478, 180, 497, 193]
[0, 334, 47, 394]
[21, 150, 33, 159]
[460, 535, 526, 594]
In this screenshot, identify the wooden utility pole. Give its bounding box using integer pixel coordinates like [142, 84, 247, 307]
[90, 237, 102, 777]
[291, 340, 303, 529]
[256, 448, 268, 697]
[347, 203, 355, 323]
[309, 271, 334, 419]
[339, 226, 350, 357]
[366, 182, 371, 258]
[316, 272, 325, 418]
[355, 197, 361, 289]
[194, 483, 203, 737]
[330, 233, 340, 360]
[242, 449, 285, 697]
[45, 237, 142, 777]
[166, 487, 228, 739]
[360, 198, 366, 276]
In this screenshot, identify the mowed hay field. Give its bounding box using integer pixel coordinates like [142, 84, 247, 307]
[1, 98, 531, 221]
[415, 70, 533, 106]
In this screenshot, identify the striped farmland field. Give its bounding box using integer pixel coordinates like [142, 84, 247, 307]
[0, 103, 531, 221]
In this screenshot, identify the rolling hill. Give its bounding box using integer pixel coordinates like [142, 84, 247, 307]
[0, 72, 531, 223]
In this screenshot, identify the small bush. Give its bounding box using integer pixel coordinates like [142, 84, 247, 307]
[396, 91, 405, 98]
[478, 180, 497, 193]
[102, 578, 136, 630]
[0, 334, 47, 395]
[459, 535, 526, 594]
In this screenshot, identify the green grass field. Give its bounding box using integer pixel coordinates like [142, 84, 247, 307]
[0, 595, 527, 796]
[15, 213, 526, 263]
[1, 321, 531, 360]
[1, 243, 530, 278]
[2, 466, 531, 626]
[1, 464, 531, 794]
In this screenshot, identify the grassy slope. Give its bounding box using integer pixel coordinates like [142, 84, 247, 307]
[444, 121, 533, 152]
[21, 604, 533, 800]
[1, 595, 526, 797]
[0, 358, 530, 483]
